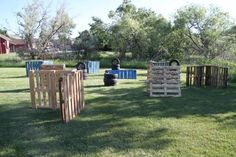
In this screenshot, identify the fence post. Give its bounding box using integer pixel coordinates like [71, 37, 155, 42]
[186, 66, 190, 86]
[59, 77, 65, 123]
[29, 71, 36, 108]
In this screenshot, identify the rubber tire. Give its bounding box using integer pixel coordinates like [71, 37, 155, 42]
[169, 59, 180, 66]
[104, 73, 117, 86]
[111, 64, 120, 70]
[76, 62, 86, 70]
[111, 58, 120, 66]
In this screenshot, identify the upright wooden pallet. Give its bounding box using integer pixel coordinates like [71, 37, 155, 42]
[29, 70, 85, 123]
[29, 70, 84, 109]
[149, 66, 181, 97]
[147, 61, 169, 92]
[59, 72, 85, 123]
[186, 65, 228, 88]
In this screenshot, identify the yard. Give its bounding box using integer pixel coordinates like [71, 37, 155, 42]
[0, 68, 235, 157]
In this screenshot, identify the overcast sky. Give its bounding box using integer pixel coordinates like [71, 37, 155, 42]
[0, 0, 235, 38]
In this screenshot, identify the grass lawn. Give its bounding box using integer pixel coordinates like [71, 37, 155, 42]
[0, 68, 235, 157]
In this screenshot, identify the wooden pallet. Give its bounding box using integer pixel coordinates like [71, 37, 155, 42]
[29, 70, 84, 109]
[29, 70, 85, 123]
[149, 66, 181, 97]
[186, 65, 228, 88]
[41, 64, 65, 70]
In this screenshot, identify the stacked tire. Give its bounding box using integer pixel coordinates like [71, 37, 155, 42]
[76, 62, 87, 80]
[104, 71, 117, 86]
[169, 59, 180, 66]
[111, 58, 120, 70]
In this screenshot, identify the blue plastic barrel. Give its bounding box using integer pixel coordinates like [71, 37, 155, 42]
[106, 70, 136, 79]
[25, 60, 53, 76]
[85, 61, 100, 74]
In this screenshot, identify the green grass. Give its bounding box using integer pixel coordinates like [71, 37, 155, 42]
[0, 68, 235, 157]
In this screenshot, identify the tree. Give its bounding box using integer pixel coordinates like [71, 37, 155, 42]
[89, 17, 111, 51]
[108, 0, 137, 58]
[0, 28, 8, 36]
[108, 0, 173, 60]
[72, 30, 96, 58]
[17, 0, 75, 59]
[174, 4, 233, 59]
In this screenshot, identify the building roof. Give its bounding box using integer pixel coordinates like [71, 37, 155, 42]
[10, 38, 25, 45]
[0, 34, 11, 41]
[0, 33, 25, 45]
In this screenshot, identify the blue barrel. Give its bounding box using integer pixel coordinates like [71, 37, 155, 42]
[85, 61, 100, 74]
[25, 60, 53, 76]
[106, 70, 136, 79]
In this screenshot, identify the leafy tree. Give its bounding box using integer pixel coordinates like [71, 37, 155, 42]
[72, 30, 96, 58]
[0, 28, 8, 36]
[108, 0, 138, 58]
[174, 4, 233, 59]
[89, 17, 111, 51]
[108, 0, 173, 60]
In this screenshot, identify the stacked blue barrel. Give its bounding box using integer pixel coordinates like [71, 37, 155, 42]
[85, 61, 100, 74]
[104, 58, 137, 86]
[107, 58, 136, 79]
[25, 60, 53, 77]
[76, 61, 100, 80]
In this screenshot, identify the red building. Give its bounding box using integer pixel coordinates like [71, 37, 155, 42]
[0, 34, 26, 54]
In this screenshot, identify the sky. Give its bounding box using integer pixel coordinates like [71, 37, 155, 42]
[0, 0, 236, 38]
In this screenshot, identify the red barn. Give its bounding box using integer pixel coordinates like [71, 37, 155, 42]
[0, 34, 26, 54]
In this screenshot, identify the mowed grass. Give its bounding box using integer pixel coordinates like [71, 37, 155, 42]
[0, 68, 235, 157]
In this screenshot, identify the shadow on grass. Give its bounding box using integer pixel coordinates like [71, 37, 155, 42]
[1, 83, 236, 156]
[85, 84, 236, 124]
[0, 100, 171, 156]
[0, 75, 26, 79]
[84, 85, 105, 88]
[0, 88, 30, 93]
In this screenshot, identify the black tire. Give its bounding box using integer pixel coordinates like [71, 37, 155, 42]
[83, 69, 88, 80]
[104, 73, 116, 79]
[111, 58, 120, 66]
[111, 64, 120, 70]
[169, 59, 180, 66]
[76, 62, 86, 70]
[104, 73, 117, 86]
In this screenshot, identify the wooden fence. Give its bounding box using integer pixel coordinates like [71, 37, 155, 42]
[29, 70, 85, 123]
[186, 65, 228, 88]
[148, 64, 181, 97]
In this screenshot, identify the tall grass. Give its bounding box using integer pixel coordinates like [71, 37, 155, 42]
[0, 53, 24, 67]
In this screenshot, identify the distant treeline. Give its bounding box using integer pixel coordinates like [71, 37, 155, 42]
[72, 0, 236, 61]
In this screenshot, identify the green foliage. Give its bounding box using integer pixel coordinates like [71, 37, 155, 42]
[0, 28, 8, 36]
[108, 0, 173, 60]
[89, 17, 112, 50]
[174, 4, 234, 59]
[73, 1, 236, 62]
[72, 30, 97, 59]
